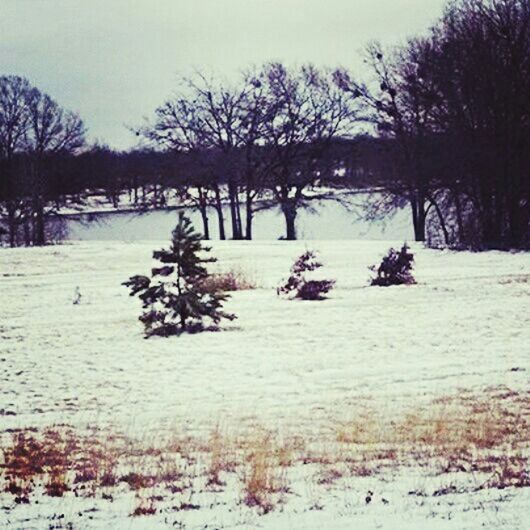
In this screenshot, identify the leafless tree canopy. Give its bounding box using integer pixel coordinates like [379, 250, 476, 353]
[1, 0, 528, 249]
[0, 75, 85, 246]
[341, 0, 529, 248]
[140, 63, 364, 240]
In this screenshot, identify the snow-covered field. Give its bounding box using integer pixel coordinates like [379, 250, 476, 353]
[1, 240, 529, 529]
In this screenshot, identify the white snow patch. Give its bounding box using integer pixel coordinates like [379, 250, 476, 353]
[0, 240, 528, 528]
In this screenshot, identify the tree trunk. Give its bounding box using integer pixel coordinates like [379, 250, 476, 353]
[410, 192, 426, 242]
[34, 214, 45, 245]
[430, 197, 450, 245]
[234, 189, 243, 238]
[199, 205, 210, 240]
[506, 176, 527, 248]
[282, 202, 297, 240]
[213, 184, 226, 240]
[478, 181, 502, 248]
[23, 215, 31, 246]
[197, 187, 210, 240]
[480, 201, 500, 249]
[453, 188, 466, 244]
[33, 195, 46, 246]
[245, 190, 253, 240]
[7, 203, 17, 247]
[228, 179, 242, 240]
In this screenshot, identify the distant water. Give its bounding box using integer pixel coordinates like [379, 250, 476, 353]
[64, 197, 412, 241]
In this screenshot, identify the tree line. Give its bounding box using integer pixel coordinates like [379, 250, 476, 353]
[1, 0, 528, 249]
[354, 0, 529, 249]
[0, 77, 85, 246]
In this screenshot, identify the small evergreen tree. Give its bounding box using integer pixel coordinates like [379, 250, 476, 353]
[278, 250, 335, 300]
[370, 244, 416, 286]
[123, 213, 236, 337]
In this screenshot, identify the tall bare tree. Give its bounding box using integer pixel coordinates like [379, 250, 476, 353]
[24, 88, 85, 244]
[0, 76, 31, 246]
[142, 84, 228, 239]
[257, 63, 362, 240]
[345, 0, 529, 249]
[0, 76, 85, 246]
[431, 0, 530, 248]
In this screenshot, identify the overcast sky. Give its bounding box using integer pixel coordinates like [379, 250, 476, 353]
[0, 0, 447, 149]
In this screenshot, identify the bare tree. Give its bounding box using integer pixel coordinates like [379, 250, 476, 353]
[257, 63, 362, 240]
[351, 40, 445, 242]
[143, 71, 271, 240]
[0, 76, 31, 246]
[186, 75, 246, 240]
[233, 70, 269, 240]
[348, 0, 529, 249]
[24, 88, 85, 244]
[141, 86, 228, 239]
[430, 0, 530, 248]
[0, 76, 85, 246]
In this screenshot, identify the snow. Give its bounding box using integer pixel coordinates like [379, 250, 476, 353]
[1, 240, 529, 528]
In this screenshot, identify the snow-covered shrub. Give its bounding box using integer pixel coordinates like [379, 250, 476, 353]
[278, 251, 335, 300]
[370, 244, 416, 287]
[123, 213, 236, 338]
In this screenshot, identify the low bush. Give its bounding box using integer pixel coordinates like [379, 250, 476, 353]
[278, 251, 335, 300]
[370, 244, 416, 287]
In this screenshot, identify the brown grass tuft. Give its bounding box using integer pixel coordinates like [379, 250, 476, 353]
[201, 267, 257, 292]
[242, 433, 286, 513]
[206, 427, 232, 488]
[476, 455, 530, 490]
[131, 495, 157, 517]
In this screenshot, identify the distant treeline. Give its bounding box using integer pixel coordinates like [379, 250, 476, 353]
[1, 0, 528, 249]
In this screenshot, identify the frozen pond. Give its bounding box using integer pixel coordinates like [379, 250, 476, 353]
[64, 197, 412, 241]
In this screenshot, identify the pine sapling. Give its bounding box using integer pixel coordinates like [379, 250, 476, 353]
[278, 250, 335, 300]
[123, 213, 236, 337]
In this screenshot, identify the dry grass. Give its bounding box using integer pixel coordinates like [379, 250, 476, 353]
[335, 391, 529, 456]
[476, 454, 530, 489]
[1, 429, 77, 503]
[131, 494, 157, 517]
[1, 388, 529, 517]
[201, 267, 258, 292]
[205, 426, 234, 488]
[241, 432, 288, 513]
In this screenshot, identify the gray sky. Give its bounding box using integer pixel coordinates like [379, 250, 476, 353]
[0, 0, 446, 149]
